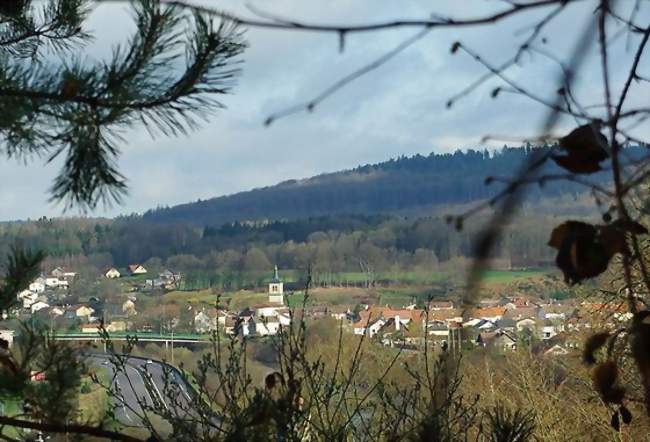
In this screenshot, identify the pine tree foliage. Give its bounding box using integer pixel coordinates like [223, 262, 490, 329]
[0, 246, 44, 310]
[0, 0, 246, 209]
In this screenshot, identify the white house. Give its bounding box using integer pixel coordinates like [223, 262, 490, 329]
[29, 280, 45, 293]
[256, 305, 284, 318]
[18, 290, 38, 309]
[104, 267, 121, 279]
[106, 321, 127, 333]
[353, 318, 387, 337]
[160, 269, 181, 282]
[45, 277, 67, 288]
[194, 310, 218, 333]
[542, 320, 565, 340]
[81, 323, 101, 333]
[249, 306, 290, 336]
[427, 320, 450, 338]
[72, 305, 95, 318]
[128, 264, 147, 275]
[51, 267, 76, 279]
[268, 266, 284, 304]
[122, 299, 136, 316]
[31, 301, 50, 313]
[252, 313, 291, 336]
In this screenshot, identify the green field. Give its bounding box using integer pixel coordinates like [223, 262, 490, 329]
[327, 271, 446, 284]
[157, 269, 548, 310]
[481, 270, 547, 284]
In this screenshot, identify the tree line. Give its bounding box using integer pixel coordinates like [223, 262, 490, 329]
[142, 145, 631, 226]
[1, 201, 589, 286]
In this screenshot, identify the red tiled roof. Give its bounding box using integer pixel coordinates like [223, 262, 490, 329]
[471, 307, 507, 319]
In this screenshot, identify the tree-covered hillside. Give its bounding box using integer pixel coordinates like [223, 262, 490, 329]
[142, 146, 618, 225]
[0, 145, 625, 279]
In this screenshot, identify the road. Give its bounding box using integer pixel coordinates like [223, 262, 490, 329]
[86, 354, 207, 428]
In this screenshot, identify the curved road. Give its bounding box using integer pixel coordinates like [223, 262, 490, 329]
[87, 354, 211, 428]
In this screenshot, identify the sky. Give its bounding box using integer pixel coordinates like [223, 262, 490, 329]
[1, 0, 649, 220]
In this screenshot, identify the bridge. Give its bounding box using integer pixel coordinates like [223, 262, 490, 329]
[50, 331, 213, 345]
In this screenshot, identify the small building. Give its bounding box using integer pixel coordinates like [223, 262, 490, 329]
[29, 280, 45, 293]
[268, 266, 284, 304]
[30, 301, 50, 313]
[429, 301, 454, 310]
[477, 330, 517, 351]
[160, 269, 181, 284]
[81, 323, 101, 334]
[18, 290, 38, 309]
[45, 277, 68, 288]
[353, 317, 387, 337]
[542, 319, 564, 340]
[106, 321, 127, 333]
[122, 299, 136, 316]
[72, 305, 95, 319]
[128, 264, 147, 275]
[104, 267, 121, 279]
[194, 310, 218, 333]
[51, 267, 76, 280]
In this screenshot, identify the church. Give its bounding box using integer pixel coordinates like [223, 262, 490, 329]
[268, 265, 284, 304]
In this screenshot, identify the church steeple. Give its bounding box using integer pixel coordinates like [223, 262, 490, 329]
[272, 265, 281, 282]
[269, 265, 284, 304]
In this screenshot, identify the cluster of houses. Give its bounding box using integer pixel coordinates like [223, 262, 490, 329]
[7, 264, 637, 359]
[14, 264, 161, 333]
[102, 264, 147, 279]
[17, 267, 77, 312]
[348, 296, 634, 354]
[103, 264, 182, 290]
[193, 266, 292, 337]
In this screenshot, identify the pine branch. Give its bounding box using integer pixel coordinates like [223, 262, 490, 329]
[0, 246, 45, 311]
[0, 0, 246, 210]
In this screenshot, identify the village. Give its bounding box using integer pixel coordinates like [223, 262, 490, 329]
[0, 263, 627, 358]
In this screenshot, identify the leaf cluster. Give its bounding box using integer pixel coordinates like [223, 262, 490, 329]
[0, 0, 246, 209]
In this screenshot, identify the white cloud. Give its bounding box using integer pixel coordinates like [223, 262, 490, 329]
[1, 0, 649, 219]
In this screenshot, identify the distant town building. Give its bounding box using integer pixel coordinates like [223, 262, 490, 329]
[268, 265, 284, 304]
[18, 290, 38, 309]
[81, 323, 101, 333]
[122, 299, 136, 316]
[194, 310, 218, 334]
[30, 301, 50, 313]
[51, 267, 77, 280]
[29, 278, 45, 293]
[45, 277, 68, 288]
[104, 267, 121, 279]
[128, 264, 147, 275]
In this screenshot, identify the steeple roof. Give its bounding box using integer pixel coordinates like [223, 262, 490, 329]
[271, 265, 281, 283]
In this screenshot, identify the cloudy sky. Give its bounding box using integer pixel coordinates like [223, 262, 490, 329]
[1, 0, 649, 220]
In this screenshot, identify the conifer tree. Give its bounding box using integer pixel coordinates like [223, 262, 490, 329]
[0, 1, 245, 439]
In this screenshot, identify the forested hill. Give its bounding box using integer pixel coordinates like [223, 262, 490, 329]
[143, 146, 617, 226]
